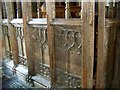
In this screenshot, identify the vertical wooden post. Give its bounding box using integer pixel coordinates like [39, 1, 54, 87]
[5, 2, 19, 65]
[16, 2, 22, 18]
[82, 1, 95, 88]
[96, 2, 106, 88]
[37, 0, 40, 18]
[113, 22, 120, 88]
[2, 2, 7, 19]
[113, 1, 120, 88]
[116, 2, 120, 19]
[0, 1, 2, 61]
[22, 2, 35, 76]
[0, 1, 2, 85]
[117, 2, 120, 87]
[78, 0, 81, 6]
[108, 0, 114, 18]
[65, 0, 70, 19]
[46, 0, 56, 87]
[2, 2, 6, 60]
[52, 0, 55, 18]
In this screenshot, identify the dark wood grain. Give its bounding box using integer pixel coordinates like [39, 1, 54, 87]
[22, 2, 35, 75]
[5, 2, 19, 65]
[0, 1, 3, 60]
[82, 1, 95, 88]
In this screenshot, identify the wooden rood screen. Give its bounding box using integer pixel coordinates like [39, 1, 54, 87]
[20, 1, 83, 88]
[28, 19, 50, 78]
[26, 1, 82, 87]
[52, 20, 82, 88]
[46, 1, 83, 88]
[1, 0, 120, 89]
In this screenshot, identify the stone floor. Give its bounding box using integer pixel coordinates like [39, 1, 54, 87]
[1, 64, 33, 90]
[0, 58, 53, 90]
[0, 59, 53, 90]
[2, 76, 32, 89]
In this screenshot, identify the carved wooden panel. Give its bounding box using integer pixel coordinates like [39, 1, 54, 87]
[2, 26, 12, 59]
[97, 19, 118, 88]
[16, 27, 27, 65]
[30, 27, 50, 78]
[54, 25, 82, 88]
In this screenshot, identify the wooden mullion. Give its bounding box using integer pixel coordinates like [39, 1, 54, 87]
[116, 2, 120, 19]
[1, 12, 6, 59]
[46, 0, 56, 87]
[5, 2, 19, 65]
[52, 0, 55, 18]
[82, 1, 95, 88]
[16, 2, 22, 18]
[2, 2, 6, 19]
[113, 2, 120, 88]
[108, 0, 114, 18]
[65, 0, 70, 19]
[37, 0, 41, 18]
[22, 2, 35, 75]
[96, 2, 106, 88]
[0, 1, 3, 61]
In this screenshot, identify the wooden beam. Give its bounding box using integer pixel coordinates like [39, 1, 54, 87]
[113, 22, 120, 88]
[37, 0, 40, 18]
[2, 2, 7, 19]
[1, 2, 6, 60]
[0, 1, 2, 61]
[96, 2, 106, 88]
[113, 2, 120, 88]
[22, 2, 35, 76]
[52, 0, 55, 18]
[46, 0, 56, 87]
[108, 0, 114, 18]
[116, 2, 120, 19]
[82, 1, 95, 88]
[65, 0, 70, 19]
[5, 2, 19, 65]
[16, 2, 22, 18]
